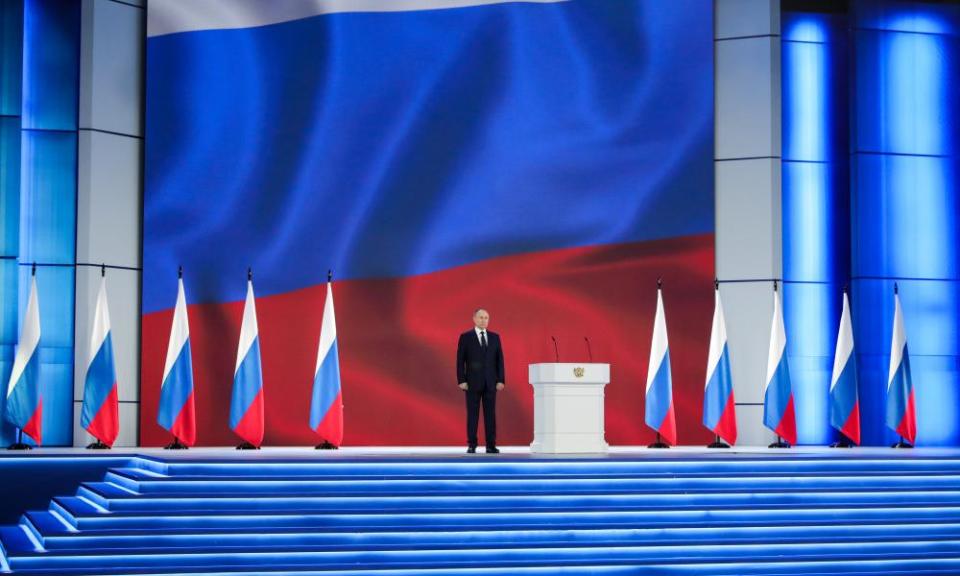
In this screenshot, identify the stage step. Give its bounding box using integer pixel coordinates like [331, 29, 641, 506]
[46, 502, 960, 532]
[17, 555, 960, 576]
[93, 472, 960, 496]
[150, 456, 960, 476]
[28, 522, 960, 552]
[60, 486, 960, 514]
[5, 453, 960, 575]
[11, 539, 960, 573]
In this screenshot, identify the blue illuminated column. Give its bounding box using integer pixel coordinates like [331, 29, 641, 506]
[850, 1, 960, 446]
[0, 0, 22, 447]
[17, 0, 79, 446]
[781, 10, 849, 445]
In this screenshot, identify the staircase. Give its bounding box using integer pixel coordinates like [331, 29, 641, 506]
[3, 452, 960, 575]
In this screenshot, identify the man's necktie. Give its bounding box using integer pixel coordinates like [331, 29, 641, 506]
[481, 331, 488, 349]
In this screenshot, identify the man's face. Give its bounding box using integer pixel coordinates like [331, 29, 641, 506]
[473, 310, 490, 330]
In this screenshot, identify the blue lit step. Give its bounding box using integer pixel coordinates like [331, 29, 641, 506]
[76, 489, 960, 514]
[31, 521, 960, 553]
[0, 525, 39, 557]
[99, 473, 960, 496]
[154, 457, 960, 478]
[17, 557, 960, 576]
[46, 502, 960, 532]
[79, 482, 138, 500]
[10, 538, 960, 574]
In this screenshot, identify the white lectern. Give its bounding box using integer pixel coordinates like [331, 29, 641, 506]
[529, 363, 610, 454]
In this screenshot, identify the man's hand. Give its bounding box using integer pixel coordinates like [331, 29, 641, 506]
[458, 383, 468, 391]
[496, 382, 505, 391]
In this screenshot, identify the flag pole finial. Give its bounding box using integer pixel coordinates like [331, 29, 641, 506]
[101, 263, 106, 277]
[178, 265, 183, 279]
[714, 277, 719, 291]
[328, 269, 333, 283]
[894, 282, 899, 295]
[773, 279, 778, 292]
[31, 262, 36, 276]
[657, 277, 662, 289]
[247, 267, 252, 281]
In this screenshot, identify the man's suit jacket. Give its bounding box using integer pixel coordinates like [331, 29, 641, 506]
[457, 330, 505, 392]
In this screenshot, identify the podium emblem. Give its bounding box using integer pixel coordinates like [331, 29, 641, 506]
[573, 366, 585, 378]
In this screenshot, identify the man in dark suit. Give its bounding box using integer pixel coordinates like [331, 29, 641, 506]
[457, 308, 505, 454]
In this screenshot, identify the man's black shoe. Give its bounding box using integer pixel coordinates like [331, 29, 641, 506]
[485, 446, 500, 454]
[467, 446, 477, 454]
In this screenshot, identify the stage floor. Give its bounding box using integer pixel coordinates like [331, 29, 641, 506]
[5, 446, 960, 575]
[3, 445, 960, 459]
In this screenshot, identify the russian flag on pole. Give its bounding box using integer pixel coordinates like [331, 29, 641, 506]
[229, 274, 264, 447]
[310, 279, 343, 446]
[81, 276, 120, 447]
[5, 274, 42, 444]
[644, 284, 676, 445]
[763, 282, 796, 446]
[886, 285, 916, 445]
[829, 290, 860, 445]
[158, 275, 196, 446]
[703, 285, 736, 445]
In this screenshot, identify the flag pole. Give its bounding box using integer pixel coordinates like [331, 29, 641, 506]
[766, 280, 792, 449]
[85, 264, 112, 449]
[236, 267, 260, 450]
[8, 265, 38, 450]
[706, 278, 731, 449]
[646, 278, 670, 449]
[317, 269, 339, 451]
[889, 283, 914, 449]
[164, 266, 189, 450]
[830, 284, 853, 449]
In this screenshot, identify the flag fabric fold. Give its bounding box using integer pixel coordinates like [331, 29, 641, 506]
[645, 286, 676, 445]
[310, 280, 343, 446]
[703, 287, 736, 445]
[887, 288, 916, 445]
[829, 291, 860, 445]
[81, 276, 120, 446]
[158, 277, 196, 446]
[230, 278, 265, 447]
[763, 283, 796, 445]
[5, 275, 42, 444]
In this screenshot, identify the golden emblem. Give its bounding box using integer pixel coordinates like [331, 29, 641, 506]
[573, 366, 585, 378]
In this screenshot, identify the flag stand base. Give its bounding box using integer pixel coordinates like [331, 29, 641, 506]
[830, 435, 854, 448]
[647, 432, 669, 449]
[236, 441, 260, 450]
[315, 441, 339, 450]
[164, 438, 188, 450]
[768, 436, 791, 449]
[7, 442, 31, 451]
[892, 438, 914, 449]
[707, 435, 730, 448]
[86, 440, 110, 450]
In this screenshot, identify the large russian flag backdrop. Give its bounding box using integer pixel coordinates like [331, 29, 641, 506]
[141, 0, 715, 446]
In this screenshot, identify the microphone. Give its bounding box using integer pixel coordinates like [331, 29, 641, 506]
[550, 336, 560, 362]
[584, 337, 593, 362]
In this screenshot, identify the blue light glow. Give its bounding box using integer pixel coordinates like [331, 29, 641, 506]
[851, 1, 960, 446]
[12, 0, 80, 447]
[782, 12, 848, 445]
